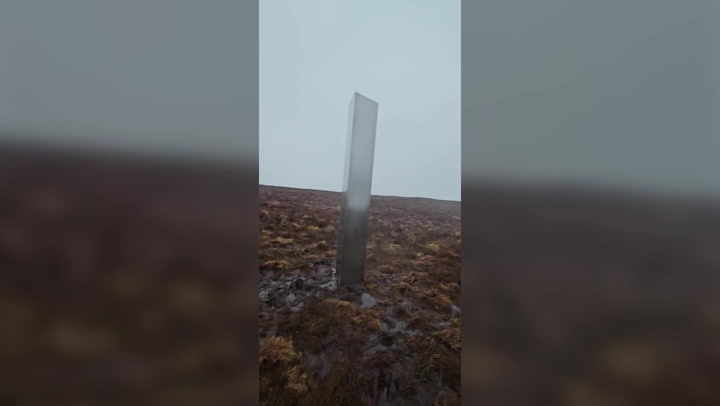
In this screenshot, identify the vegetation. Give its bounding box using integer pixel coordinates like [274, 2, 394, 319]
[259, 185, 461, 405]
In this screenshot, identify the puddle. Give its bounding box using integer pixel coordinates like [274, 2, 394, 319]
[259, 263, 340, 309]
[361, 293, 377, 308]
[319, 279, 337, 291]
[429, 321, 449, 329]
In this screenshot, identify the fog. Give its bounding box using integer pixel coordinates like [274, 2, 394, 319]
[464, 0, 720, 199]
[0, 1, 255, 165]
[2, 1, 716, 201]
[260, 0, 462, 201]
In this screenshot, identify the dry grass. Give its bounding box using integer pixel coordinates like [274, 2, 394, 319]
[260, 336, 301, 364]
[259, 185, 461, 405]
[433, 318, 461, 352]
[260, 337, 311, 404]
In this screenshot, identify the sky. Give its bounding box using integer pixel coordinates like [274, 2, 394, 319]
[259, 0, 462, 201]
[1, 1, 717, 200]
[0, 1, 254, 164]
[463, 0, 720, 198]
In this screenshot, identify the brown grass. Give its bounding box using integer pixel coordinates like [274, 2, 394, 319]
[259, 185, 461, 405]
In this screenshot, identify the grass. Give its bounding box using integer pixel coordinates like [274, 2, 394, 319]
[259, 185, 461, 405]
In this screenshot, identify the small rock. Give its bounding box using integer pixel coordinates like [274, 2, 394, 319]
[320, 280, 337, 291]
[259, 290, 271, 302]
[430, 321, 449, 329]
[451, 305, 461, 318]
[286, 293, 296, 303]
[361, 293, 377, 308]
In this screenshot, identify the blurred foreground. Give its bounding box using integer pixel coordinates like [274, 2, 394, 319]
[463, 182, 720, 405]
[0, 142, 258, 405]
[4, 142, 720, 405]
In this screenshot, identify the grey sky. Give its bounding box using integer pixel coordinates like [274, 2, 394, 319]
[3, 1, 716, 200]
[0, 1, 255, 164]
[259, 0, 461, 201]
[463, 0, 720, 198]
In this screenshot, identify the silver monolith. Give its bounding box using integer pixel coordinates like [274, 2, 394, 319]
[336, 92, 378, 286]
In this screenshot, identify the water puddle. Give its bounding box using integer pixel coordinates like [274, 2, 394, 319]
[360, 292, 377, 308]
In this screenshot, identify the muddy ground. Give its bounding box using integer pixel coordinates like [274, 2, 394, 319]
[260, 183, 720, 406]
[259, 186, 461, 405]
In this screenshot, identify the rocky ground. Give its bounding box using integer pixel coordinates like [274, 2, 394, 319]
[259, 186, 461, 406]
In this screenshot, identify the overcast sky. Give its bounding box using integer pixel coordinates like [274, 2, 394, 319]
[463, 0, 720, 198]
[2, 2, 716, 200]
[259, 0, 461, 201]
[0, 1, 253, 164]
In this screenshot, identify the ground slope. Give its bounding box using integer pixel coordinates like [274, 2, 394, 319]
[259, 185, 462, 406]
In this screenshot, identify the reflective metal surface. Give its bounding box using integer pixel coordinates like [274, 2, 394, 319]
[337, 93, 378, 286]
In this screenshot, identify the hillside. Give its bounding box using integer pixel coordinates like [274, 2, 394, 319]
[259, 185, 462, 405]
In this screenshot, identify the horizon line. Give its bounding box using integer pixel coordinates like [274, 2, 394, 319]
[259, 183, 461, 203]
